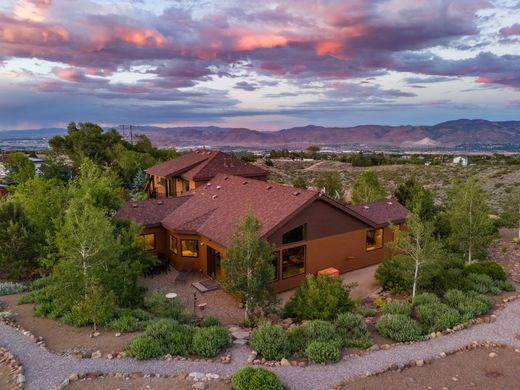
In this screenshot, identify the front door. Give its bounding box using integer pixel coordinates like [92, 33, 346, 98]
[207, 246, 221, 279]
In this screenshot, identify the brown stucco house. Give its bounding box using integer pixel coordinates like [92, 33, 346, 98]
[118, 171, 408, 293]
[145, 149, 268, 198]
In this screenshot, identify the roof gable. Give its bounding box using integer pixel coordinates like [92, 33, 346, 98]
[346, 199, 409, 227]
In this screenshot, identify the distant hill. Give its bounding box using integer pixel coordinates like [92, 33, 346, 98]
[2, 120, 520, 150]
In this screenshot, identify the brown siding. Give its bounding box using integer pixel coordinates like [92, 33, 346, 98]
[141, 226, 167, 257]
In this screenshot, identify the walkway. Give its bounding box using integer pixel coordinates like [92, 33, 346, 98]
[1, 299, 520, 390]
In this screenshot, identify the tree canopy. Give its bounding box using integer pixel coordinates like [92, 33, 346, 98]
[315, 171, 343, 201]
[394, 177, 435, 220]
[351, 171, 386, 204]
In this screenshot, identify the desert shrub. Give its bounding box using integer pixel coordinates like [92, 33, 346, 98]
[192, 325, 230, 357]
[131, 308, 151, 321]
[464, 261, 507, 281]
[143, 293, 193, 323]
[0, 282, 27, 296]
[286, 326, 308, 356]
[144, 319, 194, 356]
[381, 302, 412, 316]
[305, 340, 341, 363]
[107, 315, 142, 333]
[282, 275, 354, 321]
[200, 316, 221, 327]
[376, 314, 423, 342]
[430, 267, 470, 294]
[444, 289, 493, 320]
[250, 322, 289, 360]
[413, 292, 441, 306]
[415, 303, 462, 332]
[232, 367, 282, 390]
[357, 307, 377, 317]
[495, 280, 516, 292]
[335, 313, 373, 349]
[126, 335, 164, 360]
[302, 320, 337, 342]
[466, 273, 495, 294]
[375, 257, 412, 294]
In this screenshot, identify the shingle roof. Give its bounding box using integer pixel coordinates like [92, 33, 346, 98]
[115, 196, 192, 226]
[346, 199, 408, 227]
[144, 150, 268, 181]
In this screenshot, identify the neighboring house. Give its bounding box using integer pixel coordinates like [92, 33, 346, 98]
[145, 149, 268, 198]
[452, 156, 468, 166]
[117, 174, 408, 293]
[29, 157, 45, 175]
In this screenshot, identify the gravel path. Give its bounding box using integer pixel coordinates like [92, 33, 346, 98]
[1, 300, 520, 390]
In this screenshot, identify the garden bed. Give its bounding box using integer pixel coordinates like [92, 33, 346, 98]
[0, 347, 24, 390]
[337, 343, 520, 389]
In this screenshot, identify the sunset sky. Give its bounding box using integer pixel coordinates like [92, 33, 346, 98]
[1, 0, 519, 130]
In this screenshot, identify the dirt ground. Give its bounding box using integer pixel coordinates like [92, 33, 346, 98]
[65, 376, 232, 390]
[0, 360, 16, 390]
[339, 346, 520, 390]
[0, 294, 136, 355]
[490, 230, 520, 283]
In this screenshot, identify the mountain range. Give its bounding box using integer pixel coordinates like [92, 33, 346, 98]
[1, 119, 520, 151]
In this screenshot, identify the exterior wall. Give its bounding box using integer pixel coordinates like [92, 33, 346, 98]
[141, 226, 167, 257]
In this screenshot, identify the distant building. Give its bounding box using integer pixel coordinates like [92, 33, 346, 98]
[452, 156, 469, 166]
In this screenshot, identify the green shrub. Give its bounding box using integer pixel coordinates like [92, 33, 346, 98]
[305, 340, 341, 363]
[375, 257, 412, 294]
[302, 320, 337, 342]
[464, 261, 507, 281]
[444, 289, 493, 320]
[415, 303, 462, 332]
[131, 308, 151, 321]
[495, 280, 516, 292]
[201, 316, 221, 327]
[381, 302, 412, 316]
[466, 273, 495, 294]
[144, 319, 194, 356]
[283, 275, 354, 321]
[431, 268, 471, 293]
[232, 367, 282, 390]
[192, 325, 230, 357]
[143, 293, 193, 323]
[0, 282, 27, 296]
[250, 323, 289, 360]
[376, 314, 423, 342]
[127, 335, 164, 359]
[413, 292, 441, 306]
[107, 315, 142, 333]
[335, 313, 373, 348]
[286, 326, 308, 356]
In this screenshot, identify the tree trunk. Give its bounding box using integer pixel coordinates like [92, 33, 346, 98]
[412, 260, 419, 302]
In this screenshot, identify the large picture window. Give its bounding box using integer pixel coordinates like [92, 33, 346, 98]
[139, 233, 155, 251]
[366, 228, 383, 251]
[181, 239, 199, 257]
[282, 245, 306, 279]
[282, 224, 307, 244]
[170, 235, 178, 254]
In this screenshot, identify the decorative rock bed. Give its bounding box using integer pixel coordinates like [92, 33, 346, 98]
[0, 347, 25, 390]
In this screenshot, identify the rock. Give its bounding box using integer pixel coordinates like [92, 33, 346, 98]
[415, 360, 424, 367]
[115, 332, 121, 337]
[69, 373, 79, 382]
[189, 372, 206, 381]
[206, 373, 220, 380]
[91, 350, 102, 359]
[231, 331, 250, 340]
[16, 374, 26, 384]
[452, 377, 459, 382]
[233, 339, 248, 345]
[130, 372, 143, 379]
[280, 358, 291, 367]
[92, 331, 101, 337]
[298, 361, 307, 367]
[228, 326, 240, 333]
[439, 352, 446, 358]
[192, 382, 207, 390]
[253, 359, 261, 365]
[489, 352, 497, 358]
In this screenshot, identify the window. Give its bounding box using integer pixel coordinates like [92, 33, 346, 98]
[139, 233, 155, 251]
[182, 179, 190, 193]
[393, 224, 401, 243]
[366, 228, 383, 251]
[282, 245, 306, 279]
[282, 224, 307, 244]
[169, 235, 178, 254]
[181, 239, 199, 257]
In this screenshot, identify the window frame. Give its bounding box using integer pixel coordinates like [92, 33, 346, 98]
[169, 235, 178, 255]
[181, 239, 199, 258]
[366, 228, 384, 252]
[281, 244, 306, 280]
[140, 233, 156, 251]
[282, 223, 307, 245]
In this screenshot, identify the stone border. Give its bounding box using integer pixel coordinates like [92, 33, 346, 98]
[0, 346, 25, 389]
[59, 370, 231, 389]
[336, 341, 520, 388]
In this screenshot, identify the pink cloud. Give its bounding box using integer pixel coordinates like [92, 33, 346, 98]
[500, 24, 520, 37]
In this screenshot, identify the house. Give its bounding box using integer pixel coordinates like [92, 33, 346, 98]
[117, 174, 408, 293]
[452, 156, 468, 166]
[145, 149, 268, 198]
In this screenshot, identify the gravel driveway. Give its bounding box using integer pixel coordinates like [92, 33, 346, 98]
[1, 299, 520, 390]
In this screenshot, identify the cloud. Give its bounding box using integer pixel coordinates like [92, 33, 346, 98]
[234, 81, 258, 91]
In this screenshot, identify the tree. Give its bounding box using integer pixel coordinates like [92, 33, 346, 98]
[292, 176, 308, 190]
[0, 200, 39, 279]
[389, 213, 443, 302]
[306, 145, 320, 159]
[500, 186, 520, 241]
[394, 177, 435, 220]
[351, 171, 386, 204]
[315, 171, 343, 201]
[220, 211, 277, 320]
[446, 177, 496, 263]
[5, 152, 35, 183]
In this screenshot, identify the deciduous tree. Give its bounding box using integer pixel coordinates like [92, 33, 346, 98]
[351, 171, 386, 204]
[394, 177, 435, 220]
[316, 171, 343, 201]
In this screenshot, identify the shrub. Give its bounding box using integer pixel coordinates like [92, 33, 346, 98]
[282, 275, 354, 321]
[0, 282, 27, 296]
[466, 273, 495, 294]
[413, 292, 441, 306]
[431, 268, 471, 293]
[375, 257, 412, 294]
[192, 325, 230, 357]
[144, 319, 194, 356]
[302, 320, 337, 342]
[444, 289, 493, 320]
[107, 315, 142, 333]
[232, 367, 282, 390]
[305, 340, 341, 363]
[201, 316, 221, 327]
[376, 314, 423, 342]
[415, 303, 462, 332]
[250, 323, 289, 360]
[143, 293, 193, 323]
[127, 335, 164, 360]
[464, 261, 507, 281]
[286, 326, 308, 356]
[495, 280, 516, 292]
[381, 302, 412, 316]
[335, 313, 373, 349]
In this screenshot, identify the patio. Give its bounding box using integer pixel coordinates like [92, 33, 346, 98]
[138, 270, 245, 326]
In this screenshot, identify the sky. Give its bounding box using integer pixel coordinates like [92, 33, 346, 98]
[0, 0, 520, 130]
